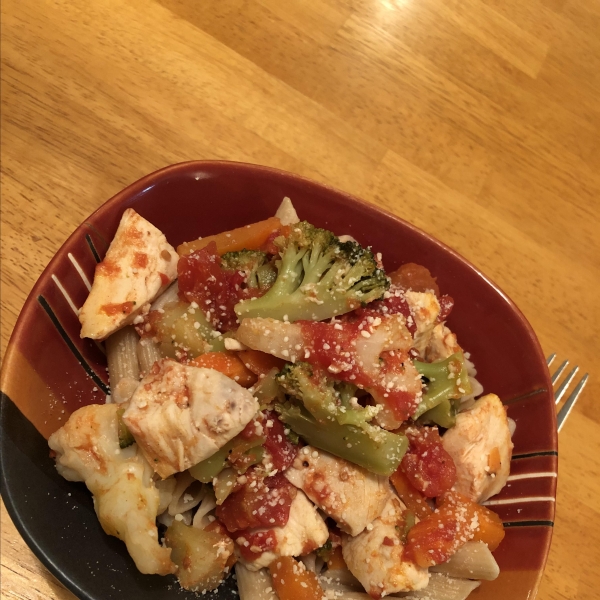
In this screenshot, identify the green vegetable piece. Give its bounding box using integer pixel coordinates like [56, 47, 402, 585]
[278, 362, 379, 430]
[276, 403, 408, 476]
[116, 408, 134, 449]
[189, 445, 230, 483]
[234, 221, 389, 322]
[222, 250, 275, 291]
[412, 352, 472, 420]
[252, 367, 283, 406]
[165, 520, 233, 592]
[155, 301, 216, 358]
[213, 468, 238, 505]
[419, 398, 457, 429]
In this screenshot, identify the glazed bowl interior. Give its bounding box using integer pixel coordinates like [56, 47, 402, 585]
[0, 161, 556, 600]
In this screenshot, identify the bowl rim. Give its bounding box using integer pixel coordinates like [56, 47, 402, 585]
[0, 160, 556, 599]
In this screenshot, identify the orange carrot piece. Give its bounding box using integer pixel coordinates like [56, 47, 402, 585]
[188, 351, 258, 387]
[390, 469, 433, 520]
[237, 349, 287, 377]
[404, 492, 505, 567]
[177, 217, 283, 256]
[269, 557, 325, 600]
[326, 546, 347, 571]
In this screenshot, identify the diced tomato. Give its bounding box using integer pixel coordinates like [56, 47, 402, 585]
[263, 411, 298, 471]
[299, 318, 419, 422]
[389, 263, 440, 295]
[259, 224, 291, 254]
[437, 295, 454, 322]
[215, 471, 297, 533]
[401, 426, 457, 498]
[178, 242, 260, 331]
[234, 529, 278, 561]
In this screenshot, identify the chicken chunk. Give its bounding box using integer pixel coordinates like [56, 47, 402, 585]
[122, 359, 258, 478]
[425, 323, 461, 362]
[236, 491, 329, 571]
[404, 290, 441, 356]
[342, 495, 429, 598]
[79, 208, 179, 340]
[285, 446, 391, 536]
[441, 394, 513, 502]
[48, 403, 175, 575]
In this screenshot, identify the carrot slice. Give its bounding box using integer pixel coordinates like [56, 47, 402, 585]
[188, 351, 257, 387]
[269, 556, 324, 600]
[177, 217, 283, 256]
[326, 546, 347, 571]
[238, 349, 287, 377]
[390, 469, 434, 520]
[404, 491, 505, 567]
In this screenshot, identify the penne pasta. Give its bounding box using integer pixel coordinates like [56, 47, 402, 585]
[236, 564, 279, 600]
[431, 541, 500, 581]
[137, 337, 162, 376]
[106, 326, 140, 403]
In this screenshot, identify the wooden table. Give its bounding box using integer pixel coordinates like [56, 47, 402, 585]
[1, 0, 599, 598]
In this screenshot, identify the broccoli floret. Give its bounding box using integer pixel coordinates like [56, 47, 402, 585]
[233, 221, 389, 322]
[221, 250, 276, 290]
[276, 362, 408, 475]
[277, 363, 380, 428]
[412, 352, 472, 425]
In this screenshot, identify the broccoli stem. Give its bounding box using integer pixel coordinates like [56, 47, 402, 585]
[412, 352, 471, 420]
[276, 403, 408, 476]
[419, 398, 456, 428]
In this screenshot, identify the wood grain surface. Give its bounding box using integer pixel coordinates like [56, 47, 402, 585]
[1, 0, 599, 598]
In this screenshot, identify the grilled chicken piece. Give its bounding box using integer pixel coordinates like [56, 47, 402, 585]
[441, 394, 513, 502]
[79, 208, 179, 340]
[236, 491, 329, 571]
[404, 290, 441, 356]
[122, 359, 258, 478]
[425, 323, 461, 362]
[48, 403, 175, 575]
[285, 446, 391, 536]
[342, 495, 429, 598]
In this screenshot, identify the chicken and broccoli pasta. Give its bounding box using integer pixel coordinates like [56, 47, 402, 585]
[49, 199, 514, 599]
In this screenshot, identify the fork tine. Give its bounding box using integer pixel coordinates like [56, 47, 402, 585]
[554, 366, 580, 405]
[547, 353, 556, 367]
[557, 373, 589, 432]
[551, 360, 569, 385]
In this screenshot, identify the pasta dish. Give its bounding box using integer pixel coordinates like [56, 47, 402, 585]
[48, 198, 514, 599]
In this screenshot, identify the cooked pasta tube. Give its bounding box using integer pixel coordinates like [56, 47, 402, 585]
[137, 337, 162, 376]
[106, 326, 140, 403]
[235, 564, 278, 600]
[431, 541, 500, 581]
[393, 573, 480, 599]
[155, 476, 177, 515]
[150, 281, 179, 311]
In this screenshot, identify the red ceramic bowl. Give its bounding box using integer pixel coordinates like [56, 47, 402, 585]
[0, 161, 556, 600]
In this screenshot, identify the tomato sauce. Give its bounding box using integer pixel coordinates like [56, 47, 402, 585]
[178, 242, 259, 331]
[299, 318, 419, 422]
[401, 426, 457, 498]
[235, 529, 278, 561]
[100, 301, 134, 316]
[215, 471, 297, 533]
[263, 411, 299, 471]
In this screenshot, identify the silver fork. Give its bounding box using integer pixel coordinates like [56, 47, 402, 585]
[547, 354, 589, 432]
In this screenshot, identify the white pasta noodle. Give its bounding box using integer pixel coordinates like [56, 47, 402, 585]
[106, 326, 140, 404]
[137, 337, 162, 376]
[235, 564, 278, 600]
[168, 472, 205, 516]
[192, 486, 217, 530]
[155, 476, 177, 515]
[431, 541, 500, 581]
[150, 281, 179, 311]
